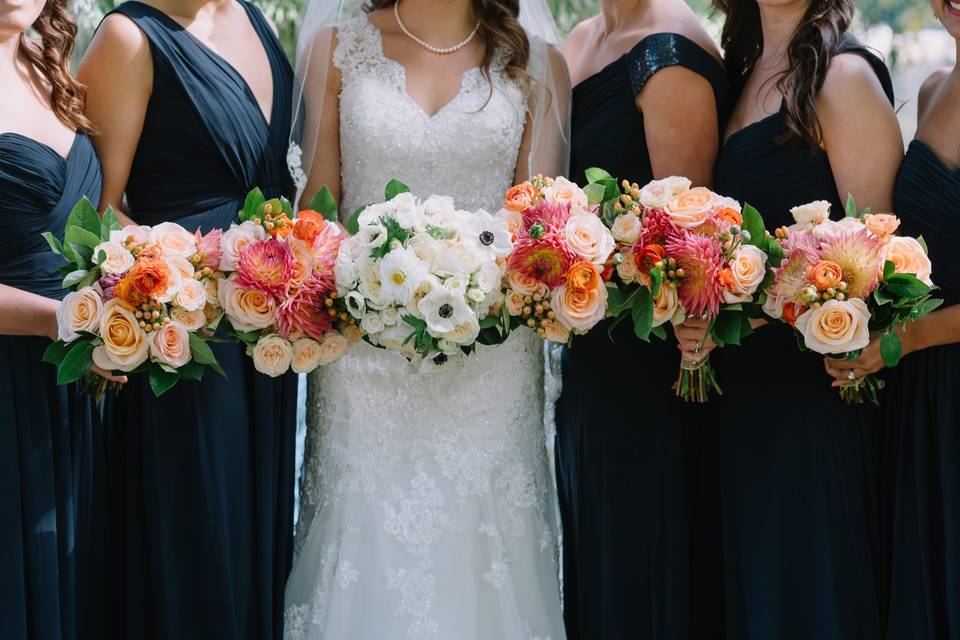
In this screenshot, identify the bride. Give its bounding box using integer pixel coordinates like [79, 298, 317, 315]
[283, 0, 570, 638]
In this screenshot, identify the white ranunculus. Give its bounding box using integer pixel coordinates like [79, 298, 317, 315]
[610, 213, 642, 244]
[344, 291, 366, 319]
[94, 241, 135, 275]
[795, 298, 871, 355]
[406, 234, 443, 272]
[723, 245, 768, 303]
[790, 200, 832, 226]
[360, 311, 385, 335]
[57, 286, 104, 342]
[379, 248, 427, 307]
[251, 335, 293, 377]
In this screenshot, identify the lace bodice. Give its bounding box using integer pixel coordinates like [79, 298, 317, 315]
[335, 16, 528, 215]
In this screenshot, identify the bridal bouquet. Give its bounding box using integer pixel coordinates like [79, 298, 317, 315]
[333, 180, 512, 368]
[585, 170, 778, 402]
[42, 198, 226, 398]
[498, 175, 615, 344]
[218, 188, 357, 377]
[764, 198, 942, 404]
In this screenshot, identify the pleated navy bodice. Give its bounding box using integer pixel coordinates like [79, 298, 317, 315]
[0, 133, 102, 300]
[111, 0, 293, 231]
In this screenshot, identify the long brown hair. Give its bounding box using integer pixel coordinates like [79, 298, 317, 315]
[364, 0, 530, 81]
[714, 0, 853, 147]
[18, 0, 94, 133]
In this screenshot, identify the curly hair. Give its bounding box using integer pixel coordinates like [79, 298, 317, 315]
[18, 0, 94, 133]
[714, 0, 854, 148]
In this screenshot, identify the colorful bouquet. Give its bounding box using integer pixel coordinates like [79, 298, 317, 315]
[217, 188, 357, 377]
[332, 180, 512, 369]
[42, 198, 226, 398]
[584, 170, 778, 402]
[764, 197, 941, 404]
[497, 175, 615, 344]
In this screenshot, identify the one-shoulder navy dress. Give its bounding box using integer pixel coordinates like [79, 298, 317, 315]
[99, 3, 297, 638]
[711, 39, 893, 639]
[882, 139, 960, 639]
[0, 132, 104, 640]
[556, 34, 729, 639]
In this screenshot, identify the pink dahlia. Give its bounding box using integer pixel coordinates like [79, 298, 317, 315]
[520, 199, 571, 237]
[641, 208, 677, 246]
[194, 228, 223, 270]
[508, 235, 575, 288]
[817, 228, 882, 299]
[666, 231, 726, 317]
[236, 238, 296, 299]
[311, 223, 342, 272]
[773, 231, 820, 304]
[276, 274, 334, 341]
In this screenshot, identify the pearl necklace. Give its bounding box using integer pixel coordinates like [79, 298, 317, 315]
[393, 0, 481, 55]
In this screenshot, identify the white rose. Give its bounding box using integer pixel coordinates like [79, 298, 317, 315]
[723, 245, 768, 303]
[220, 222, 265, 271]
[639, 180, 672, 209]
[565, 214, 615, 266]
[290, 337, 323, 373]
[217, 276, 276, 332]
[251, 335, 293, 377]
[169, 306, 207, 331]
[389, 192, 422, 229]
[407, 234, 443, 272]
[441, 314, 481, 346]
[811, 217, 867, 241]
[149, 320, 191, 368]
[472, 262, 503, 294]
[94, 241, 135, 276]
[360, 311, 385, 335]
[109, 225, 151, 246]
[57, 286, 104, 342]
[544, 177, 589, 215]
[610, 213, 642, 244]
[149, 221, 197, 259]
[795, 298, 871, 355]
[790, 200, 832, 226]
[315, 334, 349, 366]
[92, 298, 149, 372]
[174, 278, 206, 311]
[422, 195, 456, 218]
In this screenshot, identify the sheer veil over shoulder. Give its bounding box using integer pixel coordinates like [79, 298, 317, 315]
[284, 1, 571, 639]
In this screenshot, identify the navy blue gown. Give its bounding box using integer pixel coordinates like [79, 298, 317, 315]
[99, 3, 297, 638]
[711, 40, 893, 639]
[882, 139, 960, 639]
[0, 132, 104, 640]
[556, 34, 729, 640]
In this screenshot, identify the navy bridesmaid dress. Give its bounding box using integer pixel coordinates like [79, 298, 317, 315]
[0, 132, 104, 639]
[556, 34, 729, 640]
[711, 39, 893, 639]
[882, 140, 960, 639]
[99, 2, 297, 638]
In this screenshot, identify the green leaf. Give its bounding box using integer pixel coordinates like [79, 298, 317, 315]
[65, 224, 102, 250]
[741, 204, 765, 247]
[41, 231, 65, 256]
[188, 333, 226, 378]
[62, 269, 89, 289]
[605, 285, 637, 317]
[882, 260, 897, 281]
[630, 287, 653, 341]
[583, 183, 607, 206]
[346, 205, 367, 235]
[280, 197, 294, 218]
[584, 167, 614, 184]
[884, 274, 931, 300]
[651, 324, 667, 340]
[917, 235, 929, 255]
[402, 314, 427, 331]
[66, 197, 103, 238]
[479, 315, 499, 329]
[42, 340, 72, 365]
[880, 331, 902, 368]
[874, 286, 895, 306]
[76, 267, 102, 289]
[100, 207, 122, 241]
[307, 186, 339, 222]
[69, 243, 93, 269]
[385, 179, 410, 201]
[844, 193, 858, 218]
[911, 297, 944, 319]
[57, 339, 94, 385]
[241, 188, 266, 222]
[713, 310, 743, 347]
[649, 268, 663, 298]
[178, 360, 205, 381]
[148, 365, 179, 397]
[596, 178, 620, 204]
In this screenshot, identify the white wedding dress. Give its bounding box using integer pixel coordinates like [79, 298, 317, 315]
[284, 17, 565, 640]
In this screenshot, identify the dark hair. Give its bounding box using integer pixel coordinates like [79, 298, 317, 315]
[364, 0, 530, 81]
[18, 0, 94, 133]
[714, 0, 854, 147]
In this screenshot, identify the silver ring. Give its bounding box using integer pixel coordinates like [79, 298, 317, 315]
[694, 344, 701, 356]
[847, 370, 856, 381]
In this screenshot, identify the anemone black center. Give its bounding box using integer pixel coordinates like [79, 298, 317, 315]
[438, 303, 454, 318]
[433, 353, 448, 366]
[479, 231, 495, 246]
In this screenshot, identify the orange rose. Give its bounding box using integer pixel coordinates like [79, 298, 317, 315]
[504, 182, 538, 212]
[864, 213, 900, 240]
[635, 244, 666, 274]
[114, 277, 146, 308]
[293, 210, 325, 243]
[567, 261, 601, 292]
[126, 257, 173, 301]
[716, 207, 743, 227]
[809, 260, 843, 291]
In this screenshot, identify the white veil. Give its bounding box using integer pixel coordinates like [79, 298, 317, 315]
[287, 0, 572, 207]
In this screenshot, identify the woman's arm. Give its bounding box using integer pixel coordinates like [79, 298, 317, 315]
[515, 44, 571, 182]
[77, 14, 153, 224]
[298, 27, 343, 212]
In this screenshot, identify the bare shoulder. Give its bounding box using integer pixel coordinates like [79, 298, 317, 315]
[820, 51, 891, 110]
[79, 12, 151, 79]
[918, 67, 951, 114]
[562, 16, 597, 57]
[91, 12, 149, 53]
[648, 9, 722, 64]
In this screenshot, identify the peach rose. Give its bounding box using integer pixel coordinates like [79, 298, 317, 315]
[809, 260, 844, 291]
[616, 251, 640, 284]
[653, 283, 684, 327]
[864, 213, 901, 240]
[342, 324, 363, 345]
[880, 236, 933, 285]
[290, 337, 323, 373]
[203, 276, 221, 305]
[723, 245, 768, 303]
[542, 319, 571, 344]
[165, 256, 194, 280]
[565, 214, 615, 266]
[169, 306, 207, 331]
[544, 177, 589, 215]
[92, 298, 149, 371]
[57, 286, 104, 342]
[504, 182, 538, 212]
[666, 187, 718, 229]
[316, 334, 350, 366]
[551, 281, 607, 333]
[94, 241, 135, 276]
[505, 289, 526, 316]
[610, 213, 643, 244]
[149, 320, 191, 368]
[149, 221, 197, 259]
[174, 278, 207, 312]
[640, 177, 691, 209]
[251, 334, 293, 377]
[218, 276, 277, 332]
[508, 270, 546, 296]
[795, 298, 871, 354]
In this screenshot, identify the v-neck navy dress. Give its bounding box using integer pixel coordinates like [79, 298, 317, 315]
[711, 39, 894, 639]
[556, 34, 729, 640]
[0, 132, 104, 640]
[882, 139, 960, 640]
[98, 3, 297, 638]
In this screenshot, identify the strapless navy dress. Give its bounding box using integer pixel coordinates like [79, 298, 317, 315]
[0, 132, 104, 640]
[556, 34, 729, 639]
[882, 140, 960, 639]
[98, 3, 297, 638]
[711, 39, 893, 639]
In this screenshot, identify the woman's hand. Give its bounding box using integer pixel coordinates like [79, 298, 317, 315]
[675, 316, 716, 363]
[91, 364, 128, 385]
[823, 330, 906, 387]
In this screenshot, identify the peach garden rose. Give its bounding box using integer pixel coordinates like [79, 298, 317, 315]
[92, 298, 150, 372]
[666, 187, 718, 229]
[251, 334, 293, 377]
[551, 280, 607, 333]
[794, 298, 871, 355]
[57, 286, 104, 342]
[149, 320, 191, 368]
[880, 236, 933, 285]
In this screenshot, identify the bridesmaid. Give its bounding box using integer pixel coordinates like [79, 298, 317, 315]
[710, 0, 902, 636]
[0, 0, 121, 638]
[556, 1, 729, 637]
[826, 5, 960, 636]
[77, 1, 296, 637]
